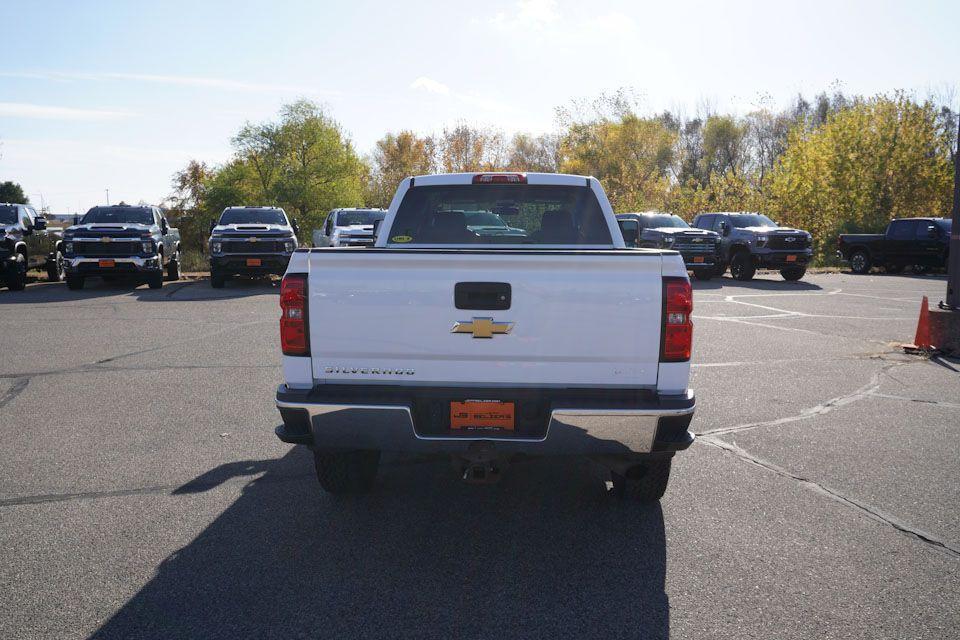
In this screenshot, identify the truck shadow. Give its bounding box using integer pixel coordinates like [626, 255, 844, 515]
[91, 448, 670, 639]
[0, 278, 278, 304]
[692, 275, 824, 291]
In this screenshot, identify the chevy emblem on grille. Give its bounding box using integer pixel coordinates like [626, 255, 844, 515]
[785, 237, 797, 242]
[100, 237, 112, 243]
[249, 237, 258, 243]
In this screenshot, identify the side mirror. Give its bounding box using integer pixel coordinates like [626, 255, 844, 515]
[720, 222, 731, 237]
[372, 219, 383, 242]
[617, 220, 640, 247]
[291, 219, 300, 235]
[34, 217, 47, 231]
[161, 219, 169, 234]
[72, 215, 80, 226]
[209, 220, 217, 233]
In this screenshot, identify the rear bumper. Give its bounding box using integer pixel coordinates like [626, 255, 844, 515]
[211, 254, 291, 274]
[65, 256, 161, 274]
[678, 251, 718, 268]
[275, 384, 695, 456]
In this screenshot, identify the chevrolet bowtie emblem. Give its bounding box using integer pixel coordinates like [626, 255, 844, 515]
[100, 236, 112, 243]
[451, 317, 514, 339]
[249, 237, 258, 242]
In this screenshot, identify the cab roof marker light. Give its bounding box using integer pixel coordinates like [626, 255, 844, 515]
[472, 173, 527, 184]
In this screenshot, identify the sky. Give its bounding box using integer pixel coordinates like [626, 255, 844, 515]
[1, 0, 958, 214]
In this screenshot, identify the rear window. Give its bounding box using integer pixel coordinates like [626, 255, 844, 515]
[336, 210, 384, 226]
[219, 208, 288, 225]
[81, 206, 154, 225]
[388, 185, 613, 246]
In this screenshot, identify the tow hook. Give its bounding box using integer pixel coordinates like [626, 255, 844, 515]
[453, 444, 508, 485]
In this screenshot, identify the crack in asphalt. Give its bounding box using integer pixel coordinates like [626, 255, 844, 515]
[0, 377, 30, 410]
[699, 435, 960, 559]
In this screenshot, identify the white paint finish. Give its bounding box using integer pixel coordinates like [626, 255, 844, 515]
[657, 361, 691, 394]
[306, 251, 665, 387]
[282, 355, 313, 388]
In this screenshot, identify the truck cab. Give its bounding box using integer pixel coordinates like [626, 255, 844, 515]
[692, 212, 813, 281]
[0, 203, 65, 291]
[61, 203, 179, 290]
[313, 208, 386, 247]
[617, 212, 721, 280]
[275, 173, 696, 503]
[208, 206, 299, 288]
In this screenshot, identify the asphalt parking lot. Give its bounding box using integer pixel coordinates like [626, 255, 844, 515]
[1, 271, 958, 639]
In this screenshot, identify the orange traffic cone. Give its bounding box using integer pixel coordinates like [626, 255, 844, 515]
[910, 296, 932, 351]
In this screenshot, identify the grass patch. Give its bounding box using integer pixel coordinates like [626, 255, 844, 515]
[180, 250, 209, 273]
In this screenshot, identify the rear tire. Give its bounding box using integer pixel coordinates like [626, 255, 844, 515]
[65, 274, 85, 290]
[780, 266, 806, 281]
[147, 272, 163, 289]
[47, 251, 65, 282]
[850, 249, 871, 274]
[210, 269, 226, 288]
[730, 251, 756, 281]
[611, 459, 672, 503]
[692, 268, 713, 281]
[166, 251, 181, 281]
[314, 450, 381, 494]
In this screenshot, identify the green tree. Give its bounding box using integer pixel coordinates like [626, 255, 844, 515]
[770, 94, 954, 261]
[365, 131, 436, 208]
[0, 181, 28, 204]
[506, 133, 559, 172]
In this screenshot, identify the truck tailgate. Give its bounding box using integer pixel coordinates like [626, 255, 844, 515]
[306, 250, 664, 388]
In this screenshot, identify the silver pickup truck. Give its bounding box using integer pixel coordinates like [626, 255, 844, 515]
[275, 173, 696, 503]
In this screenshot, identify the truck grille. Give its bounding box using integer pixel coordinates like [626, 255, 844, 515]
[341, 237, 374, 247]
[222, 240, 283, 254]
[74, 241, 140, 256]
[768, 235, 808, 250]
[673, 237, 717, 254]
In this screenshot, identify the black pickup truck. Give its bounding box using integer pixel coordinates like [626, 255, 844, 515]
[837, 217, 952, 274]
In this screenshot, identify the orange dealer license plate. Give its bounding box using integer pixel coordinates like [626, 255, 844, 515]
[98, 259, 115, 268]
[786, 255, 797, 262]
[693, 256, 705, 263]
[246, 258, 262, 267]
[450, 400, 515, 431]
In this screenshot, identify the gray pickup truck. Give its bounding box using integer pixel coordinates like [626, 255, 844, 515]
[62, 203, 180, 290]
[208, 207, 299, 288]
[692, 212, 813, 281]
[1, 203, 65, 291]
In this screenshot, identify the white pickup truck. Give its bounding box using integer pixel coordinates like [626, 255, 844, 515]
[275, 173, 695, 502]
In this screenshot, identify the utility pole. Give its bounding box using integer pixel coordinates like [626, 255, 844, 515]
[105, 189, 110, 206]
[945, 115, 960, 309]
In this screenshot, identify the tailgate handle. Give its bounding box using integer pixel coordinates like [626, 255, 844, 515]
[455, 282, 511, 310]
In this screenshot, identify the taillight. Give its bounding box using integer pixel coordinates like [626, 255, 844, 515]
[472, 173, 527, 184]
[661, 277, 693, 362]
[280, 273, 309, 356]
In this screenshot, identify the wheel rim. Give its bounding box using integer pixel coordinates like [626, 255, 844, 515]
[852, 254, 865, 271]
[56, 252, 65, 280]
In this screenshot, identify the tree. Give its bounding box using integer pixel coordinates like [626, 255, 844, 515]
[438, 123, 506, 173]
[0, 181, 28, 204]
[506, 133, 559, 172]
[365, 131, 436, 208]
[770, 94, 954, 261]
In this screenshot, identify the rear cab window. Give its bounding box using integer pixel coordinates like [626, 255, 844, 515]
[387, 182, 613, 247]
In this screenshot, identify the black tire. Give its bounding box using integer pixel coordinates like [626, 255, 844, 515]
[780, 266, 806, 281]
[147, 272, 163, 289]
[911, 264, 929, 275]
[611, 459, 672, 503]
[729, 251, 756, 281]
[166, 250, 181, 281]
[692, 268, 713, 281]
[210, 269, 226, 288]
[5, 253, 27, 291]
[65, 273, 85, 290]
[47, 251, 65, 282]
[849, 249, 871, 274]
[884, 263, 904, 274]
[314, 450, 381, 494]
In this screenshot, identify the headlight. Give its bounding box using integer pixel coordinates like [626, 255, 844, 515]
[211, 241, 222, 254]
[755, 235, 768, 246]
[662, 236, 675, 246]
[64, 242, 74, 254]
[141, 241, 154, 254]
[284, 240, 296, 252]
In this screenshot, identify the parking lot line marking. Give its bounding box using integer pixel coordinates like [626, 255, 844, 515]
[699, 436, 960, 559]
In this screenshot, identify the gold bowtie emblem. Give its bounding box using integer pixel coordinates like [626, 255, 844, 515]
[451, 317, 513, 339]
[100, 236, 112, 243]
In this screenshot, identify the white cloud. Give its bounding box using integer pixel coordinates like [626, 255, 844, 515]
[410, 76, 451, 95]
[490, 0, 560, 31]
[0, 102, 130, 120]
[0, 70, 334, 96]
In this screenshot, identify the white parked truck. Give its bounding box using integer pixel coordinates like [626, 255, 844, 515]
[275, 173, 695, 502]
